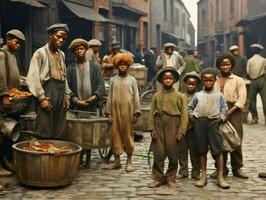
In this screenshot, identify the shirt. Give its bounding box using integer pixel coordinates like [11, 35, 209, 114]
[148, 88, 188, 135]
[214, 74, 246, 109]
[26, 44, 71, 101]
[76, 62, 92, 100]
[247, 54, 266, 79]
[188, 89, 228, 120]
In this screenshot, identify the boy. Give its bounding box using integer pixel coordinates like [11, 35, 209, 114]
[188, 68, 230, 189]
[178, 71, 201, 180]
[148, 66, 188, 188]
[104, 53, 141, 172]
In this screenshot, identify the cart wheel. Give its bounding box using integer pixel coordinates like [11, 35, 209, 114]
[98, 146, 112, 163]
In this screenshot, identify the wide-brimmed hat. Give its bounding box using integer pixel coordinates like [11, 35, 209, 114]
[69, 38, 89, 50]
[47, 23, 69, 35]
[183, 71, 201, 83]
[157, 66, 180, 83]
[6, 29, 25, 41]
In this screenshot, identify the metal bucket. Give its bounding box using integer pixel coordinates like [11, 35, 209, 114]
[0, 118, 20, 142]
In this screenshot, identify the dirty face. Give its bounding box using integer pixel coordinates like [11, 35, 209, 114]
[162, 71, 175, 90]
[185, 77, 198, 94]
[165, 47, 174, 55]
[202, 74, 216, 91]
[118, 61, 129, 75]
[73, 45, 87, 60]
[219, 58, 232, 76]
[49, 30, 68, 49]
[6, 37, 23, 52]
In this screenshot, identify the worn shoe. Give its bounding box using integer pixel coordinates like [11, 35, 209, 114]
[148, 181, 163, 188]
[233, 169, 249, 179]
[195, 176, 207, 187]
[177, 173, 188, 179]
[217, 179, 230, 189]
[258, 172, 266, 178]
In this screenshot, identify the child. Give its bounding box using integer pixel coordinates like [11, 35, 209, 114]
[188, 68, 230, 189]
[148, 66, 188, 188]
[177, 71, 201, 180]
[104, 53, 141, 172]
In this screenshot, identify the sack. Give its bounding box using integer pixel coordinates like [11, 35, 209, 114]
[219, 121, 241, 152]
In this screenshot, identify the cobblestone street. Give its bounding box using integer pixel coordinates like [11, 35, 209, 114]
[0, 102, 265, 200]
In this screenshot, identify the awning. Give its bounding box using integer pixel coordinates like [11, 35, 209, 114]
[112, 3, 146, 18]
[9, 0, 45, 8]
[62, 0, 109, 22]
[236, 12, 266, 27]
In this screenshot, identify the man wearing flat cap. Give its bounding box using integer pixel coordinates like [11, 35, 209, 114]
[156, 42, 186, 91]
[26, 23, 71, 139]
[67, 38, 105, 112]
[87, 39, 102, 64]
[0, 29, 25, 177]
[246, 44, 266, 124]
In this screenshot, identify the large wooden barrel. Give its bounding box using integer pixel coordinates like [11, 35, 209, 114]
[13, 140, 82, 187]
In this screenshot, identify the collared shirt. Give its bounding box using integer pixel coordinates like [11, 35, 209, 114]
[26, 44, 71, 101]
[0, 45, 20, 95]
[148, 88, 188, 135]
[214, 74, 246, 109]
[247, 54, 266, 79]
[188, 89, 228, 120]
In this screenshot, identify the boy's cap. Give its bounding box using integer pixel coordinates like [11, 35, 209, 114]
[250, 43, 264, 50]
[69, 38, 89, 50]
[163, 42, 176, 49]
[183, 71, 201, 83]
[88, 39, 102, 46]
[229, 45, 239, 51]
[47, 23, 69, 35]
[111, 41, 121, 49]
[6, 29, 25, 41]
[157, 66, 180, 83]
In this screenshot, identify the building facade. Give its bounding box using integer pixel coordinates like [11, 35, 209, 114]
[150, 0, 195, 50]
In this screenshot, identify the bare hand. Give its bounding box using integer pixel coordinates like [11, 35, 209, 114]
[86, 95, 97, 104]
[40, 99, 52, 111]
[64, 99, 70, 111]
[151, 131, 157, 139]
[2, 96, 11, 109]
[106, 113, 111, 119]
[76, 100, 89, 107]
[176, 134, 184, 141]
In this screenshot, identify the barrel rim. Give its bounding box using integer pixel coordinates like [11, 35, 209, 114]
[12, 140, 82, 156]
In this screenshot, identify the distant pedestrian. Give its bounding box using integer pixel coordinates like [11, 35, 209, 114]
[67, 38, 105, 112]
[188, 68, 230, 189]
[148, 67, 188, 188]
[212, 52, 248, 179]
[177, 71, 201, 180]
[87, 39, 102, 64]
[143, 47, 157, 82]
[104, 53, 141, 172]
[26, 23, 71, 139]
[246, 44, 266, 124]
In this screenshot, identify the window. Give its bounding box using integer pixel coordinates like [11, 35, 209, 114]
[230, 0, 234, 16]
[164, 0, 167, 20]
[156, 24, 161, 48]
[176, 8, 180, 26]
[143, 22, 148, 48]
[170, 0, 174, 21]
[216, 0, 220, 22]
[201, 10, 206, 27]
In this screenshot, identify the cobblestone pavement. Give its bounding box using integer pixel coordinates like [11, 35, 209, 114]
[0, 105, 265, 199]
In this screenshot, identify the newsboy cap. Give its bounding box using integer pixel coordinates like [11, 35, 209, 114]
[229, 45, 239, 51]
[69, 38, 89, 50]
[183, 71, 201, 83]
[111, 41, 121, 49]
[6, 29, 25, 41]
[88, 39, 102, 46]
[157, 66, 180, 83]
[47, 23, 69, 35]
[163, 42, 176, 49]
[250, 43, 264, 50]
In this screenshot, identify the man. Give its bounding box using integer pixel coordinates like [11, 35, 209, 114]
[0, 29, 25, 177]
[143, 47, 157, 82]
[156, 43, 186, 91]
[246, 44, 266, 124]
[67, 38, 105, 112]
[87, 39, 102, 64]
[26, 23, 71, 139]
[102, 42, 122, 79]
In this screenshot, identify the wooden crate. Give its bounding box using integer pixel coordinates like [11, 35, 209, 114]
[128, 67, 148, 87]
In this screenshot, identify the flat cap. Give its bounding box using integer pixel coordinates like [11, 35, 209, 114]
[250, 43, 264, 50]
[183, 71, 201, 83]
[69, 38, 89, 50]
[88, 39, 102, 46]
[6, 29, 25, 41]
[163, 42, 176, 49]
[111, 41, 121, 49]
[47, 23, 69, 35]
[157, 66, 179, 83]
[229, 45, 239, 51]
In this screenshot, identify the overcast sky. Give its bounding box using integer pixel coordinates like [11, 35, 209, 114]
[183, 0, 198, 43]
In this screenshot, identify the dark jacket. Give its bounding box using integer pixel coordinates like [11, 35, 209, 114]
[144, 50, 157, 82]
[67, 61, 105, 111]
